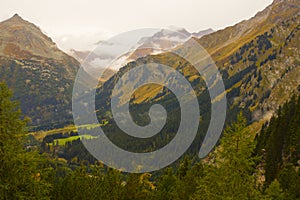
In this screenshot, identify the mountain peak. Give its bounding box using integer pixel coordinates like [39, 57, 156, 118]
[0, 14, 74, 61]
[12, 13, 21, 18]
[9, 13, 25, 22]
[2, 13, 34, 28]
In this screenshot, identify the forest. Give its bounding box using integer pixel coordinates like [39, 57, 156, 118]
[1, 82, 299, 199]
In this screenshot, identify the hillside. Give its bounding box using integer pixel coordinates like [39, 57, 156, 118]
[92, 0, 300, 156]
[96, 0, 300, 120]
[0, 14, 81, 129]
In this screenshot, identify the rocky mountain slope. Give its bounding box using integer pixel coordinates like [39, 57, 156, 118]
[94, 0, 300, 148]
[0, 14, 81, 129]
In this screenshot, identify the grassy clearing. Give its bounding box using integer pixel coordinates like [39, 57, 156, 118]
[52, 135, 98, 146]
[30, 125, 76, 141]
[29, 122, 107, 141]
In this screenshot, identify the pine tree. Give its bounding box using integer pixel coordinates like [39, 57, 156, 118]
[0, 82, 50, 199]
[265, 179, 285, 200]
[174, 161, 204, 200]
[194, 113, 261, 199]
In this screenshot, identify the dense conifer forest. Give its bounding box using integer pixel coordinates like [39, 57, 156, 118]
[1, 82, 299, 199]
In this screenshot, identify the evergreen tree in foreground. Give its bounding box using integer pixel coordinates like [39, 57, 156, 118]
[0, 82, 50, 199]
[193, 113, 261, 199]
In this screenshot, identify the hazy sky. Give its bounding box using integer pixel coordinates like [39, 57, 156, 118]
[0, 0, 273, 51]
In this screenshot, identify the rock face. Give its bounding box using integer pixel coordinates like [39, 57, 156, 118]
[0, 14, 81, 129]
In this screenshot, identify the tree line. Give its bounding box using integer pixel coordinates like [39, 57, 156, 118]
[0, 82, 299, 199]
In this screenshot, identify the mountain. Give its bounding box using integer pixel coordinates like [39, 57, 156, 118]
[70, 27, 214, 81]
[98, 0, 299, 111]
[0, 0, 298, 137]
[128, 28, 214, 60]
[0, 14, 213, 129]
[196, 0, 300, 59]
[206, 0, 300, 118]
[0, 14, 81, 129]
[93, 0, 300, 153]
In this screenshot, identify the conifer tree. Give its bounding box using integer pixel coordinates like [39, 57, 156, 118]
[194, 113, 261, 199]
[0, 82, 50, 199]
